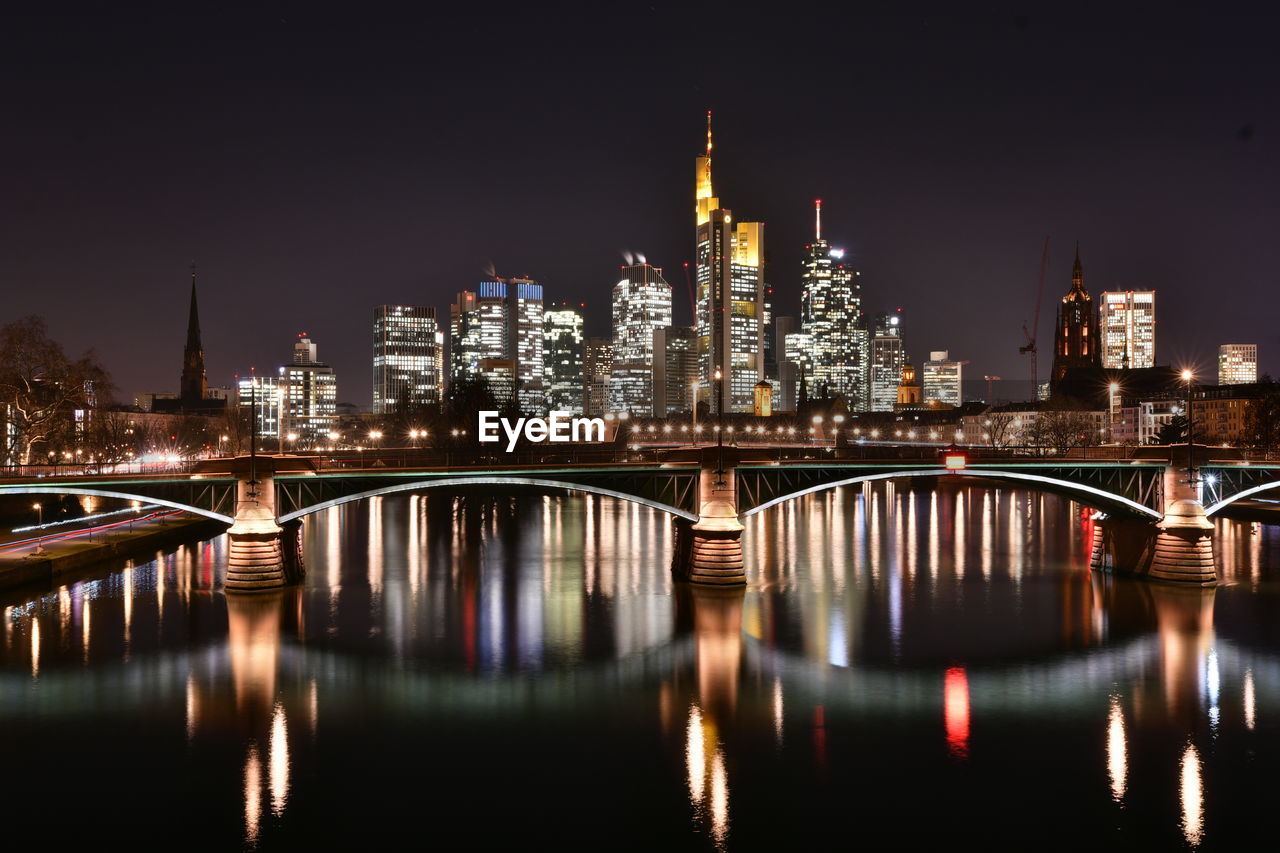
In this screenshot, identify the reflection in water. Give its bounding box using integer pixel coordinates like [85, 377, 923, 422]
[269, 703, 289, 817]
[2, 485, 1280, 848]
[1180, 741, 1204, 847]
[1107, 694, 1127, 803]
[944, 666, 970, 760]
[1245, 669, 1256, 730]
[244, 743, 262, 844]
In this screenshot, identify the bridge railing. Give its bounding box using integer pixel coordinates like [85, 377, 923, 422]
[0, 459, 204, 481]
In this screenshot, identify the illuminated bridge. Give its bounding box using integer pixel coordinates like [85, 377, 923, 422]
[1, 449, 1265, 590]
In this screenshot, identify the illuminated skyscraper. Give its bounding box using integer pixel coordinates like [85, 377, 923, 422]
[281, 334, 337, 444]
[450, 277, 545, 411]
[583, 336, 614, 416]
[609, 263, 672, 414]
[1218, 344, 1257, 385]
[652, 326, 698, 416]
[868, 310, 905, 412]
[922, 350, 963, 407]
[1051, 244, 1102, 384]
[543, 304, 585, 413]
[1101, 289, 1156, 369]
[694, 113, 765, 413]
[372, 305, 440, 414]
[800, 200, 866, 404]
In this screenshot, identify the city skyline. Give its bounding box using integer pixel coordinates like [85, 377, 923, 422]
[4, 9, 1277, 404]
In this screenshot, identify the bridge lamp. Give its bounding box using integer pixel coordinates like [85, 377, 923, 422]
[787, 427, 796, 435]
[894, 429, 902, 437]
[631, 425, 641, 433]
[680, 425, 688, 432]
[929, 431, 938, 440]
[908, 430, 916, 439]
[1203, 473, 1218, 486]
[648, 425, 657, 434]
[663, 424, 672, 433]
[870, 429, 880, 439]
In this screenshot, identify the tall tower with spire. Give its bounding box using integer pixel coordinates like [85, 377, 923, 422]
[798, 199, 865, 405]
[180, 266, 209, 406]
[693, 112, 766, 414]
[1050, 243, 1100, 386]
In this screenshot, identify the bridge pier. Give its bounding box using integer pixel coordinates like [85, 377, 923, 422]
[673, 466, 745, 586]
[225, 460, 287, 593]
[1091, 464, 1216, 586]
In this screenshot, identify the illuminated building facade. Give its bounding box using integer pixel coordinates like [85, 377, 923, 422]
[450, 278, 545, 411]
[372, 304, 440, 414]
[583, 337, 614, 416]
[543, 305, 585, 414]
[868, 310, 905, 412]
[652, 325, 698, 416]
[922, 350, 963, 407]
[1100, 289, 1156, 370]
[236, 374, 281, 440]
[1218, 344, 1257, 385]
[783, 331, 815, 404]
[281, 335, 337, 444]
[609, 263, 672, 414]
[694, 113, 765, 413]
[1052, 244, 1101, 384]
[800, 200, 866, 404]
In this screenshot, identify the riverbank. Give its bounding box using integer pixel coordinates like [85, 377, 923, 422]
[0, 514, 227, 590]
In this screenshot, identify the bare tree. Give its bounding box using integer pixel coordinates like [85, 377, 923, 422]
[0, 316, 112, 466]
[982, 412, 1019, 449]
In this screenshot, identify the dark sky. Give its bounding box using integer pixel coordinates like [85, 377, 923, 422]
[3, 4, 1278, 406]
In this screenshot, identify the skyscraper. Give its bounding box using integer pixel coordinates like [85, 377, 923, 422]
[799, 200, 866, 405]
[1218, 344, 1258, 385]
[372, 305, 440, 415]
[694, 113, 765, 413]
[652, 326, 698, 416]
[583, 336, 614, 417]
[1101, 289, 1156, 369]
[1051, 244, 1101, 384]
[543, 304, 585, 413]
[922, 350, 963, 407]
[609, 263, 672, 414]
[450, 277, 545, 411]
[868, 310, 905, 412]
[281, 334, 337, 445]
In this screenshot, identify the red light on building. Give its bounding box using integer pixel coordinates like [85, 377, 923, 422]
[945, 454, 966, 471]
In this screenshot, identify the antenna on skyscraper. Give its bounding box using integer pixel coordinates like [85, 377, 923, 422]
[815, 199, 822, 241]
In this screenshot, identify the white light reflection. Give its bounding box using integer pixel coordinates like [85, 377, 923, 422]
[269, 702, 290, 817]
[772, 678, 784, 746]
[1106, 695, 1126, 803]
[30, 616, 40, 678]
[686, 704, 706, 805]
[1207, 648, 1220, 734]
[1180, 742, 1204, 847]
[709, 749, 729, 846]
[244, 743, 262, 844]
[1244, 669, 1256, 730]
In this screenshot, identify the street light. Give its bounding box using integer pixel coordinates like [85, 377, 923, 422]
[32, 503, 46, 556]
[812, 414, 824, 445]
[1182, 369, 1195, 489]
[1108, 382, 1120, 444]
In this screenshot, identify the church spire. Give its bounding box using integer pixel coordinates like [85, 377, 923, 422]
[180, 263, 208, 405]
[1071, 242, 1084, 292]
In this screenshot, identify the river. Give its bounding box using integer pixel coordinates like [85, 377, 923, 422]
[1, 482, 1278, 850]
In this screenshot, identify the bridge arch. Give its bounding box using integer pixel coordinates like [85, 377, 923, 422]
[275, 475, 699, 523]
[739, 468, 1163, 520]
[1204, 480, 1280, 517]
[0, 485, 235, 524]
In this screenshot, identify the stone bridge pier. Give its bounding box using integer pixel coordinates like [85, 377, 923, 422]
[224, 457, 303, 593]
[672, 464, 746, 586]
[1091, 461, 1216, 586]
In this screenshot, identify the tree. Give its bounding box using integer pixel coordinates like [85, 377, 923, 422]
[1154, 413, 1188, 446]
[982, 411, 1019, 449]
[0, 316, 112, 466]
[1243, 378, 1280, 450]
[1029, 406, 1098, 454]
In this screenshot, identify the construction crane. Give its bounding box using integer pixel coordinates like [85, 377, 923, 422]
[984, 375, 1002, 404]
[1020, 236, 1050, 395]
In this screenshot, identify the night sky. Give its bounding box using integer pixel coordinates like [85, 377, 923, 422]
[4, 5, 1277, 407]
